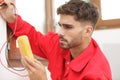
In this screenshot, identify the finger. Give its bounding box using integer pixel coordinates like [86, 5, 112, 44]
[22, 56, 45, 73]
[0, 1, 14, 11]
[34, 59, 42, 65]
[21, 56, 36, 72]
[24, 57, 43, 69]
[0, 2, 7, 9]
[34, 59, 46, 71]
[24, 56, 36, 67]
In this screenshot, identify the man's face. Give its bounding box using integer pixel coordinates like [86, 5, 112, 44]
[58, 14, 87, 49]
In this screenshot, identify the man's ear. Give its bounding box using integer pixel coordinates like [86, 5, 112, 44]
[84, 25, 93, 37]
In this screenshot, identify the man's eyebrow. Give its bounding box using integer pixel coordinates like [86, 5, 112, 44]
[58, 22, 72, 26]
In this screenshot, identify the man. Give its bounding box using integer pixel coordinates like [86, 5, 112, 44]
[0, 0, 112, 80]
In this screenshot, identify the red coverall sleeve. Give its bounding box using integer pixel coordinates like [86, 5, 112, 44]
[7, 15, 59, 60]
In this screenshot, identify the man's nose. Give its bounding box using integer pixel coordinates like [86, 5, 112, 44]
[58, 28, 65, 36]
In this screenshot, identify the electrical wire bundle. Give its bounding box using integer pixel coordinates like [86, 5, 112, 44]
[0, 1, 28, 77]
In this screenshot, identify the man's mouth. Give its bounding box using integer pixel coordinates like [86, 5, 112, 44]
[59, 38, 67, 43]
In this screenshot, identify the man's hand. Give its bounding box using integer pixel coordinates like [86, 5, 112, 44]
[21, 56, 47, 80]
[0, 0, 16, 23]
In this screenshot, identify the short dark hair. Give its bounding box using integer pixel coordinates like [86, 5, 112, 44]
[57, 0, 99, 29]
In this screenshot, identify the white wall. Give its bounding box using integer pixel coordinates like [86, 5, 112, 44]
[16, 0, 46, 33]
[92, 29, 120, 80]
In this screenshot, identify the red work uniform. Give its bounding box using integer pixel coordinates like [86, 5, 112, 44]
[8, 15, 112, 80]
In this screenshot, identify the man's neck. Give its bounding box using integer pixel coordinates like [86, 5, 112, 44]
[70, 39, 91, 59]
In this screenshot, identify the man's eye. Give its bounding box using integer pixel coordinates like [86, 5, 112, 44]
[63, 25, 72, 29]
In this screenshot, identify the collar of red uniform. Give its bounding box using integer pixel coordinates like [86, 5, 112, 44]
[68, 39, 97, 72]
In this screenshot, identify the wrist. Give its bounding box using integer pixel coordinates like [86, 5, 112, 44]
[7, 14, 16, 23]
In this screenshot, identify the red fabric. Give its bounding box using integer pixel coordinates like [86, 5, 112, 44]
[8, 15, 112, 80]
